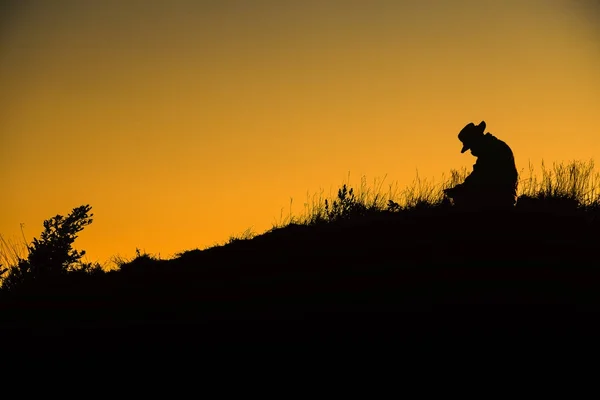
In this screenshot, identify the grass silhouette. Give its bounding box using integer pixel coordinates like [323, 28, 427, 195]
[2, 159, 600, 344]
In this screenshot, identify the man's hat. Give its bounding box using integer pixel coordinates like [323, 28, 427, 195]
[458, 121, 486, 153]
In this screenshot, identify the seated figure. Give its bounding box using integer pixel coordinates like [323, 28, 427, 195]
[444, 121, 518, 211]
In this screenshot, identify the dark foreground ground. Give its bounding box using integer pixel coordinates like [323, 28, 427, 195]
[2, 205, 600, 348]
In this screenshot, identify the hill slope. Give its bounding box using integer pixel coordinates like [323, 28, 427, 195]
[2, 202, 600, 344]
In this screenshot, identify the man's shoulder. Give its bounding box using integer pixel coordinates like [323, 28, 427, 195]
[485, 133, 513, 154]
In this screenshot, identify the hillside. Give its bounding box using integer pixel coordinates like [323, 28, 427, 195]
[3, 161, 600, 345]
[2, 198, 600, 345]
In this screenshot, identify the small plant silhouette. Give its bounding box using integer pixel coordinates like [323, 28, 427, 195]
[1, 204, 101, 292]
[387, 200, 401, 212]
[324, 184, 368, 222]
[227, 227, 256, 244]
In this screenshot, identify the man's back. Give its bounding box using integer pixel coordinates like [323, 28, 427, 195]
[461, 133, 518, 207]
[473, 134, 517, 184]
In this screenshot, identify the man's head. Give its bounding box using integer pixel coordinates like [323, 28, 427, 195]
[458, 121, 486, 155]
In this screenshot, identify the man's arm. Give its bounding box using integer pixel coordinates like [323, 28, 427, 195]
[444, 165, 473, 197]
[462, 159, 484, 188]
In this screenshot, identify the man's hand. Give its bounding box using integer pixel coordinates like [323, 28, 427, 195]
[443, 184, 463, 199]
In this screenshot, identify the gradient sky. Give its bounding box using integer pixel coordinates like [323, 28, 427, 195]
[1, 0, 599, 266]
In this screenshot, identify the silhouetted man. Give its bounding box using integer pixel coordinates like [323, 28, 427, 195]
[443, 121, 518, 211]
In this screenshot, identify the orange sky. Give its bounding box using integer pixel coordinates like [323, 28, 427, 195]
[1, 0, 599, 266]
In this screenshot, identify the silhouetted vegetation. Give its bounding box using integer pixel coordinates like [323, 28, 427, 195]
[0, 205, 103, 293]
[2, 160, 600, 343]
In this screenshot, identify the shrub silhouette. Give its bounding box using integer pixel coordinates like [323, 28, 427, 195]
[1, 204, 102, 293]
[324, 184, 369, 222]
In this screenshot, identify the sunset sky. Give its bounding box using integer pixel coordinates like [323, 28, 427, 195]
[1, 0, 599, 266]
